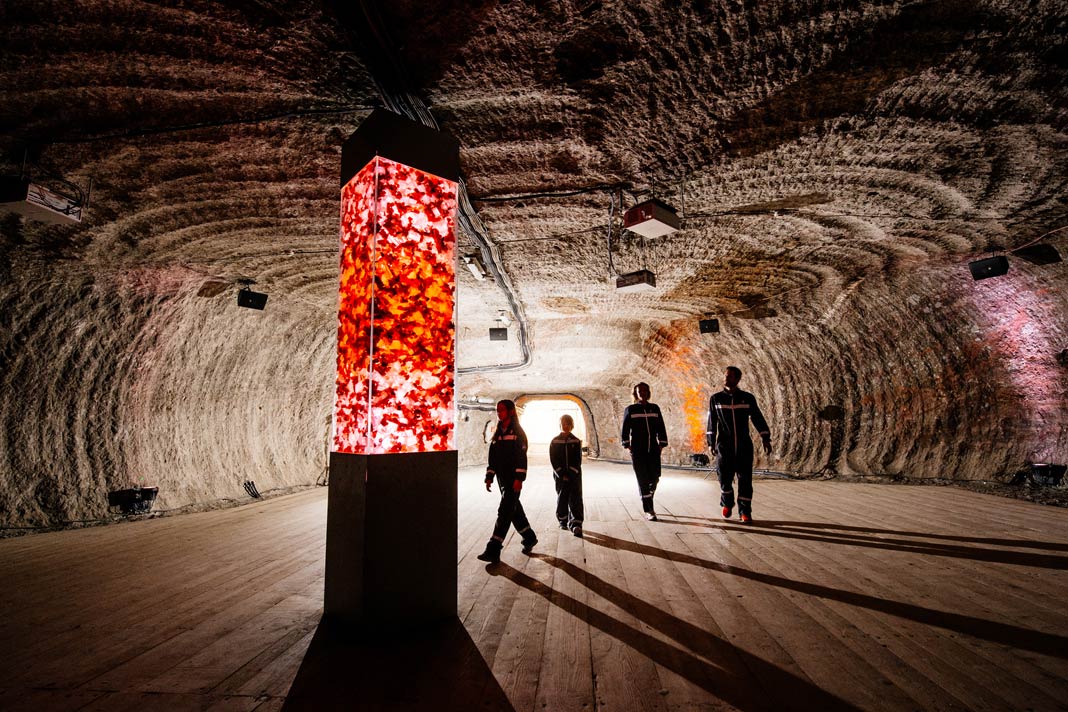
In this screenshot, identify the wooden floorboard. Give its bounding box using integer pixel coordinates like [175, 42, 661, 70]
[2, 456, 1067, 711]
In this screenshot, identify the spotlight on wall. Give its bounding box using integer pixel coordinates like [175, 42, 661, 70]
[489, 327, 508, 341]
[237, 280, 268, 310]
[462, 253, 487, 281]
[699, 318, 719, 334]
[968, 255, 1009, 281]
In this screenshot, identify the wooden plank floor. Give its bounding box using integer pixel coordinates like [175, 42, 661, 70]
[2, 456, 1067, 711]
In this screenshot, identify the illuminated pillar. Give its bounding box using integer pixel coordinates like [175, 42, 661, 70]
[325, 110, 460, 626]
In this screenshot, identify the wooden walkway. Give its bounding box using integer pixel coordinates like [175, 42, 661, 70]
[2, 457, 1066, 711]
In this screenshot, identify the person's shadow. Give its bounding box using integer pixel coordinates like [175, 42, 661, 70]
[282, 616, 514, 711]
[657, 516, 1068, 569]
[581, 530, 1068, 660]
[489, 558, 861, 712]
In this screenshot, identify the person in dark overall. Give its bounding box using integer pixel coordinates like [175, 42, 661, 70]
[620, 382, 668, 521]
[477, 399, 538, 564]
[550, 414, 584, 537]
[707, 366, 772, 524]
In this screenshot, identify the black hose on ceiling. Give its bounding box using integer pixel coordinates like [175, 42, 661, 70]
[335, 1, 532, 373]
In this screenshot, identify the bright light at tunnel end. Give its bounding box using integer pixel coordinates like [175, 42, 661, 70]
[332, 155, 458, 455]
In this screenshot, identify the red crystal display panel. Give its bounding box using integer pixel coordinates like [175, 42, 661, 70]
[334, 156, 457, 454]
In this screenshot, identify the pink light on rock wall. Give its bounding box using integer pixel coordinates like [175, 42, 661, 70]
[333, 156, 457, 455]
[968, 270, 1068, 463]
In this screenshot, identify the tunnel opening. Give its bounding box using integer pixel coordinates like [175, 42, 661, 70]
[515, 394, 598, 458]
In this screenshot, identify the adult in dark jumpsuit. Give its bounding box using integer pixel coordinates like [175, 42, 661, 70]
[620, 382, 668, 521]
[550, 414, 584, 536]
[706, 366, 771, 524]
[477, 400, 537, 564]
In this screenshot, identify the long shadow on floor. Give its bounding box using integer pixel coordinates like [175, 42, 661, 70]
[662, 518, 1068, 550]
[282, 617, 514, 711]
[658, 517, 1068, 568]
[488, 560, 860, 712]
[582, 530, 1068, 660]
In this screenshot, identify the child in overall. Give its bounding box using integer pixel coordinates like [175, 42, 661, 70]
[550, 414, 584, 537]
[477, 400, 538, 564]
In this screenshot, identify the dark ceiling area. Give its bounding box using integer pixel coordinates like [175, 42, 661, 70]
[1, 0, 1066, 528]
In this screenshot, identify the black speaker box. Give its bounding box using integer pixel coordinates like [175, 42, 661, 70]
[238, 289, 268, 310]
[699, 318, 719, 334]
[489, 327, 508, 341]
[968, 256, 1009, 280]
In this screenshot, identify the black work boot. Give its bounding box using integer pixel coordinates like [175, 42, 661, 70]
[521, 533, 538, 554]
[476, 541, 502, 564]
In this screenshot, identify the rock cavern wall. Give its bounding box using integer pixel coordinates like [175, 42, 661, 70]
[629, 256, 1068, 479]
[3, 0, 1067, 531]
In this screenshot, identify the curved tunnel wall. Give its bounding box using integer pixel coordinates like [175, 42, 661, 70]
[625, 256, 1068, 480]
[3, 248, 1066, 529]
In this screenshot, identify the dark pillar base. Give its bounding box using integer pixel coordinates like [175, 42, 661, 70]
[324, 450, 457, 628]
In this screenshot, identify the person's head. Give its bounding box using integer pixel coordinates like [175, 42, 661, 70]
[560, 414, 574, 433]
[724, 366, 742, 390]
[633, 382, 651, 403]
[496, 399, 517, 424]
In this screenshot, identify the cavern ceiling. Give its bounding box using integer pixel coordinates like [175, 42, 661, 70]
[1, 0, 1066, 526]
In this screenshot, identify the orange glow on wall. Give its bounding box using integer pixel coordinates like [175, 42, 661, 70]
[333, 156, 457, 454]
[682, 385, 707, 452]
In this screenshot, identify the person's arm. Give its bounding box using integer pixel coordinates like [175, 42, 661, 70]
[706, 396, 717, 451]
[621, 407, 632, 450]
[513, 428, 529, 492]
[485, 427, 497, 491]
[750, 394, 772, 453]
[549, 437, 565, 477]
[655, 405, 668, 448]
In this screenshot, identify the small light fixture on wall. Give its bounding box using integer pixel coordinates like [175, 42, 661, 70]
[462, 253, 487, 280]
[237, 279, 268, 310]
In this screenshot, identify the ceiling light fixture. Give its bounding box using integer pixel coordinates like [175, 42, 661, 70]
[623, 198, 681, 238]
[615, 269, 657, 292]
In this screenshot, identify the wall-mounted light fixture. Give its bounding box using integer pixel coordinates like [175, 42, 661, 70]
[462, 253, 487, 281]
[968, 255, 1009, 281]
[237, 280, 268, 310]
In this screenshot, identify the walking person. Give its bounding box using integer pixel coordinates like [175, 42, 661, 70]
[707, 366, 772, 524]
[550, 414, 584, 537]
[621, 382, 668, 521]
[477, 400, 538, 563]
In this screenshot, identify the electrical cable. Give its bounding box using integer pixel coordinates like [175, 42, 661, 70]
[471, 183, 626, 203]
[35, 105, 377, 144]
